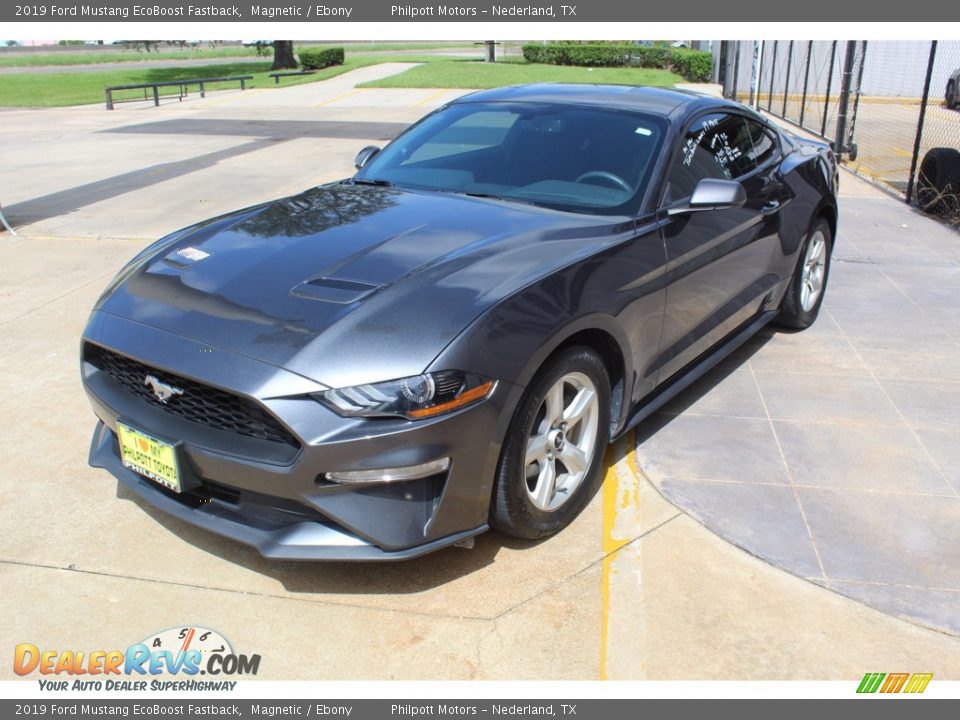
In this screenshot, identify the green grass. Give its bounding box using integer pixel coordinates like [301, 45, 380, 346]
[0, 42, 474, 68]
[0, 54, 685, 108]
[0, 55, 449, 107]
[0, 46, 264, 68]
[340, 42, 474, 53]
[358, 60, 685, 89]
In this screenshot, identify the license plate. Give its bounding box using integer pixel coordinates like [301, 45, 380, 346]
[116, 422, 182, 493]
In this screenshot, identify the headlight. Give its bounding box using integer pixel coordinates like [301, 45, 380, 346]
[315, 371, 495, 420]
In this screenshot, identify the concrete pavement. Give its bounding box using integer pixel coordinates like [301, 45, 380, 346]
[2, 69, 960, 681]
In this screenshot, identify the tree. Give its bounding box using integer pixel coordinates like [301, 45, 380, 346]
[272, 41, 298, 70]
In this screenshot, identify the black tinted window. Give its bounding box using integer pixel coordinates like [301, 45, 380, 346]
[357, 102, 667, 215]
[743, 119, 778, 168]
[666, 113, 754, 202]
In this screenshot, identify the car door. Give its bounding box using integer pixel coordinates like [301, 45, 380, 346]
[653, 112, 790, 384]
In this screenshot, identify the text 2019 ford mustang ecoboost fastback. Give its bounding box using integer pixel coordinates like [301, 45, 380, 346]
[81, 84, 838, 560]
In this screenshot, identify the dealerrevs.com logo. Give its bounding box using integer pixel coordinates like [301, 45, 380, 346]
[14, 626, 260, 691]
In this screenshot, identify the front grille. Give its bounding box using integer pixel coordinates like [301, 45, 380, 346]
[88, 345, 299, 448]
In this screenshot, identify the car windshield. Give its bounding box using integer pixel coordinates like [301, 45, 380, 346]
[354, 101, 668, 215]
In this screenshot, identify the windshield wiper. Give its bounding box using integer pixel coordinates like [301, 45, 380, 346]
[351, 178, 394, 187]
[466, 192, 540, 207]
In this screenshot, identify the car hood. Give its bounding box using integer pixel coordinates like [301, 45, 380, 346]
[96, 184, 631, 388]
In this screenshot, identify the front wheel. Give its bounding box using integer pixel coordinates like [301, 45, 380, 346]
[491, 347, 611, 539]
[947, 81, 957, 110]
[776, 218, 832, 330]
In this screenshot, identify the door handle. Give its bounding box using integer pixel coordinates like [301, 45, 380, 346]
[761, 200, 781, 216]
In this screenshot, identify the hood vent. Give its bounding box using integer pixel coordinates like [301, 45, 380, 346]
[291, 276, 382, 304]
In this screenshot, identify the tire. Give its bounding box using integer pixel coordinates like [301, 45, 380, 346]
[947, 81, 957, 110]
[490, 346, 611, 539]
[776, 217, 832, 330]
[917, 147, 960, 215]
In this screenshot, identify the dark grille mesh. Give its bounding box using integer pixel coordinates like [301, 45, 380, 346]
[89, 345, 299, 447]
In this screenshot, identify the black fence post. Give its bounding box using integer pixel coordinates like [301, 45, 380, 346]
[800, 40, 813, 128]
[833, 40, 858, 157]
[767, 41, 778, 112]
[821, 41, 837, 138]
[782, 41, 794, 118]
[847, 41, 868, 161]
[906, 41, 938, 204]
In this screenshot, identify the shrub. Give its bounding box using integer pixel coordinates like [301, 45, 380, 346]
[299, 47, 345, 70]
[634, 46, 671, 69]
[668, 48, 713, 82]
[522, 43, 635, 67]
[520, 43, 713, 82]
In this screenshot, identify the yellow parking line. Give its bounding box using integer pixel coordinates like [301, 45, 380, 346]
[311, 89, 366, 108]
[599, 429, 652, 680]
[414, 89, 453, 107]
[600, 435, 639, 680]
[599, 448, 618, 680]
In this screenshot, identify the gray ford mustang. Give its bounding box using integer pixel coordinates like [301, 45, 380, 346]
[82, 84, 838, 560]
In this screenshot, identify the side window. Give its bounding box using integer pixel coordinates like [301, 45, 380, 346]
[665, 113, 754, 202]
[743, 119, 778, 168]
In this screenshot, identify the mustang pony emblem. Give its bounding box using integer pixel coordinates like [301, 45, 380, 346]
[144, 374, 184, 404]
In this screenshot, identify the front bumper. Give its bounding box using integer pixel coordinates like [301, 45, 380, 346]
[82, 311, 519, 561]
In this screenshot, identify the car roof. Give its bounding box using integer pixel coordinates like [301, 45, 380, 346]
[451, 83, 736, 119]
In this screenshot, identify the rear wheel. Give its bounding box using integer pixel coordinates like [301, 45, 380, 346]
[491, 347, 610, 539]
[947, 80, 957, 110]
[776, 218, 832, 330]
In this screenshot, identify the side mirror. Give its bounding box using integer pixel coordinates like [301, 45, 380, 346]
[354, 145, 381, 170]
[668, 178, 747, 215]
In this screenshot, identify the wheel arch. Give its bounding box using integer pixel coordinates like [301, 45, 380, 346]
[515, 318, 633, 438]
[816, 201, 838, 251]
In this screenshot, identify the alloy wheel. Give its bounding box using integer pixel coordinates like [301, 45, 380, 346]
[523, 371, 600, 512]
[800, 229, 827, 312]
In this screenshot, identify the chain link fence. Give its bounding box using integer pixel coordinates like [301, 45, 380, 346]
[721, 40, 960, 227]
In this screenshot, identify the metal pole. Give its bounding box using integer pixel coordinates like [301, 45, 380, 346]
[152, 86, 159, 107]
[833, 40, 858, 157]
[847, 41, 868, 157]
[711, 41, 722, 84]
[731, 42, 741, 101]
[782, 41, 794, 118]
[750, 40, 764, 109]
[906, 41, 938, 204]
[105, 88, 113, 111]
[0, 204, 16, 236]
[730, 40, 740, 100]
[821, 41, 837, 138]
[767, 41, 778, 112]
[799, 40, 813, 128]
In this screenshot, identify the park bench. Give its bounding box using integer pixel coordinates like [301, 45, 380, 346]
[268, 70, 317, 84]
[104, 75, 254, 110]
